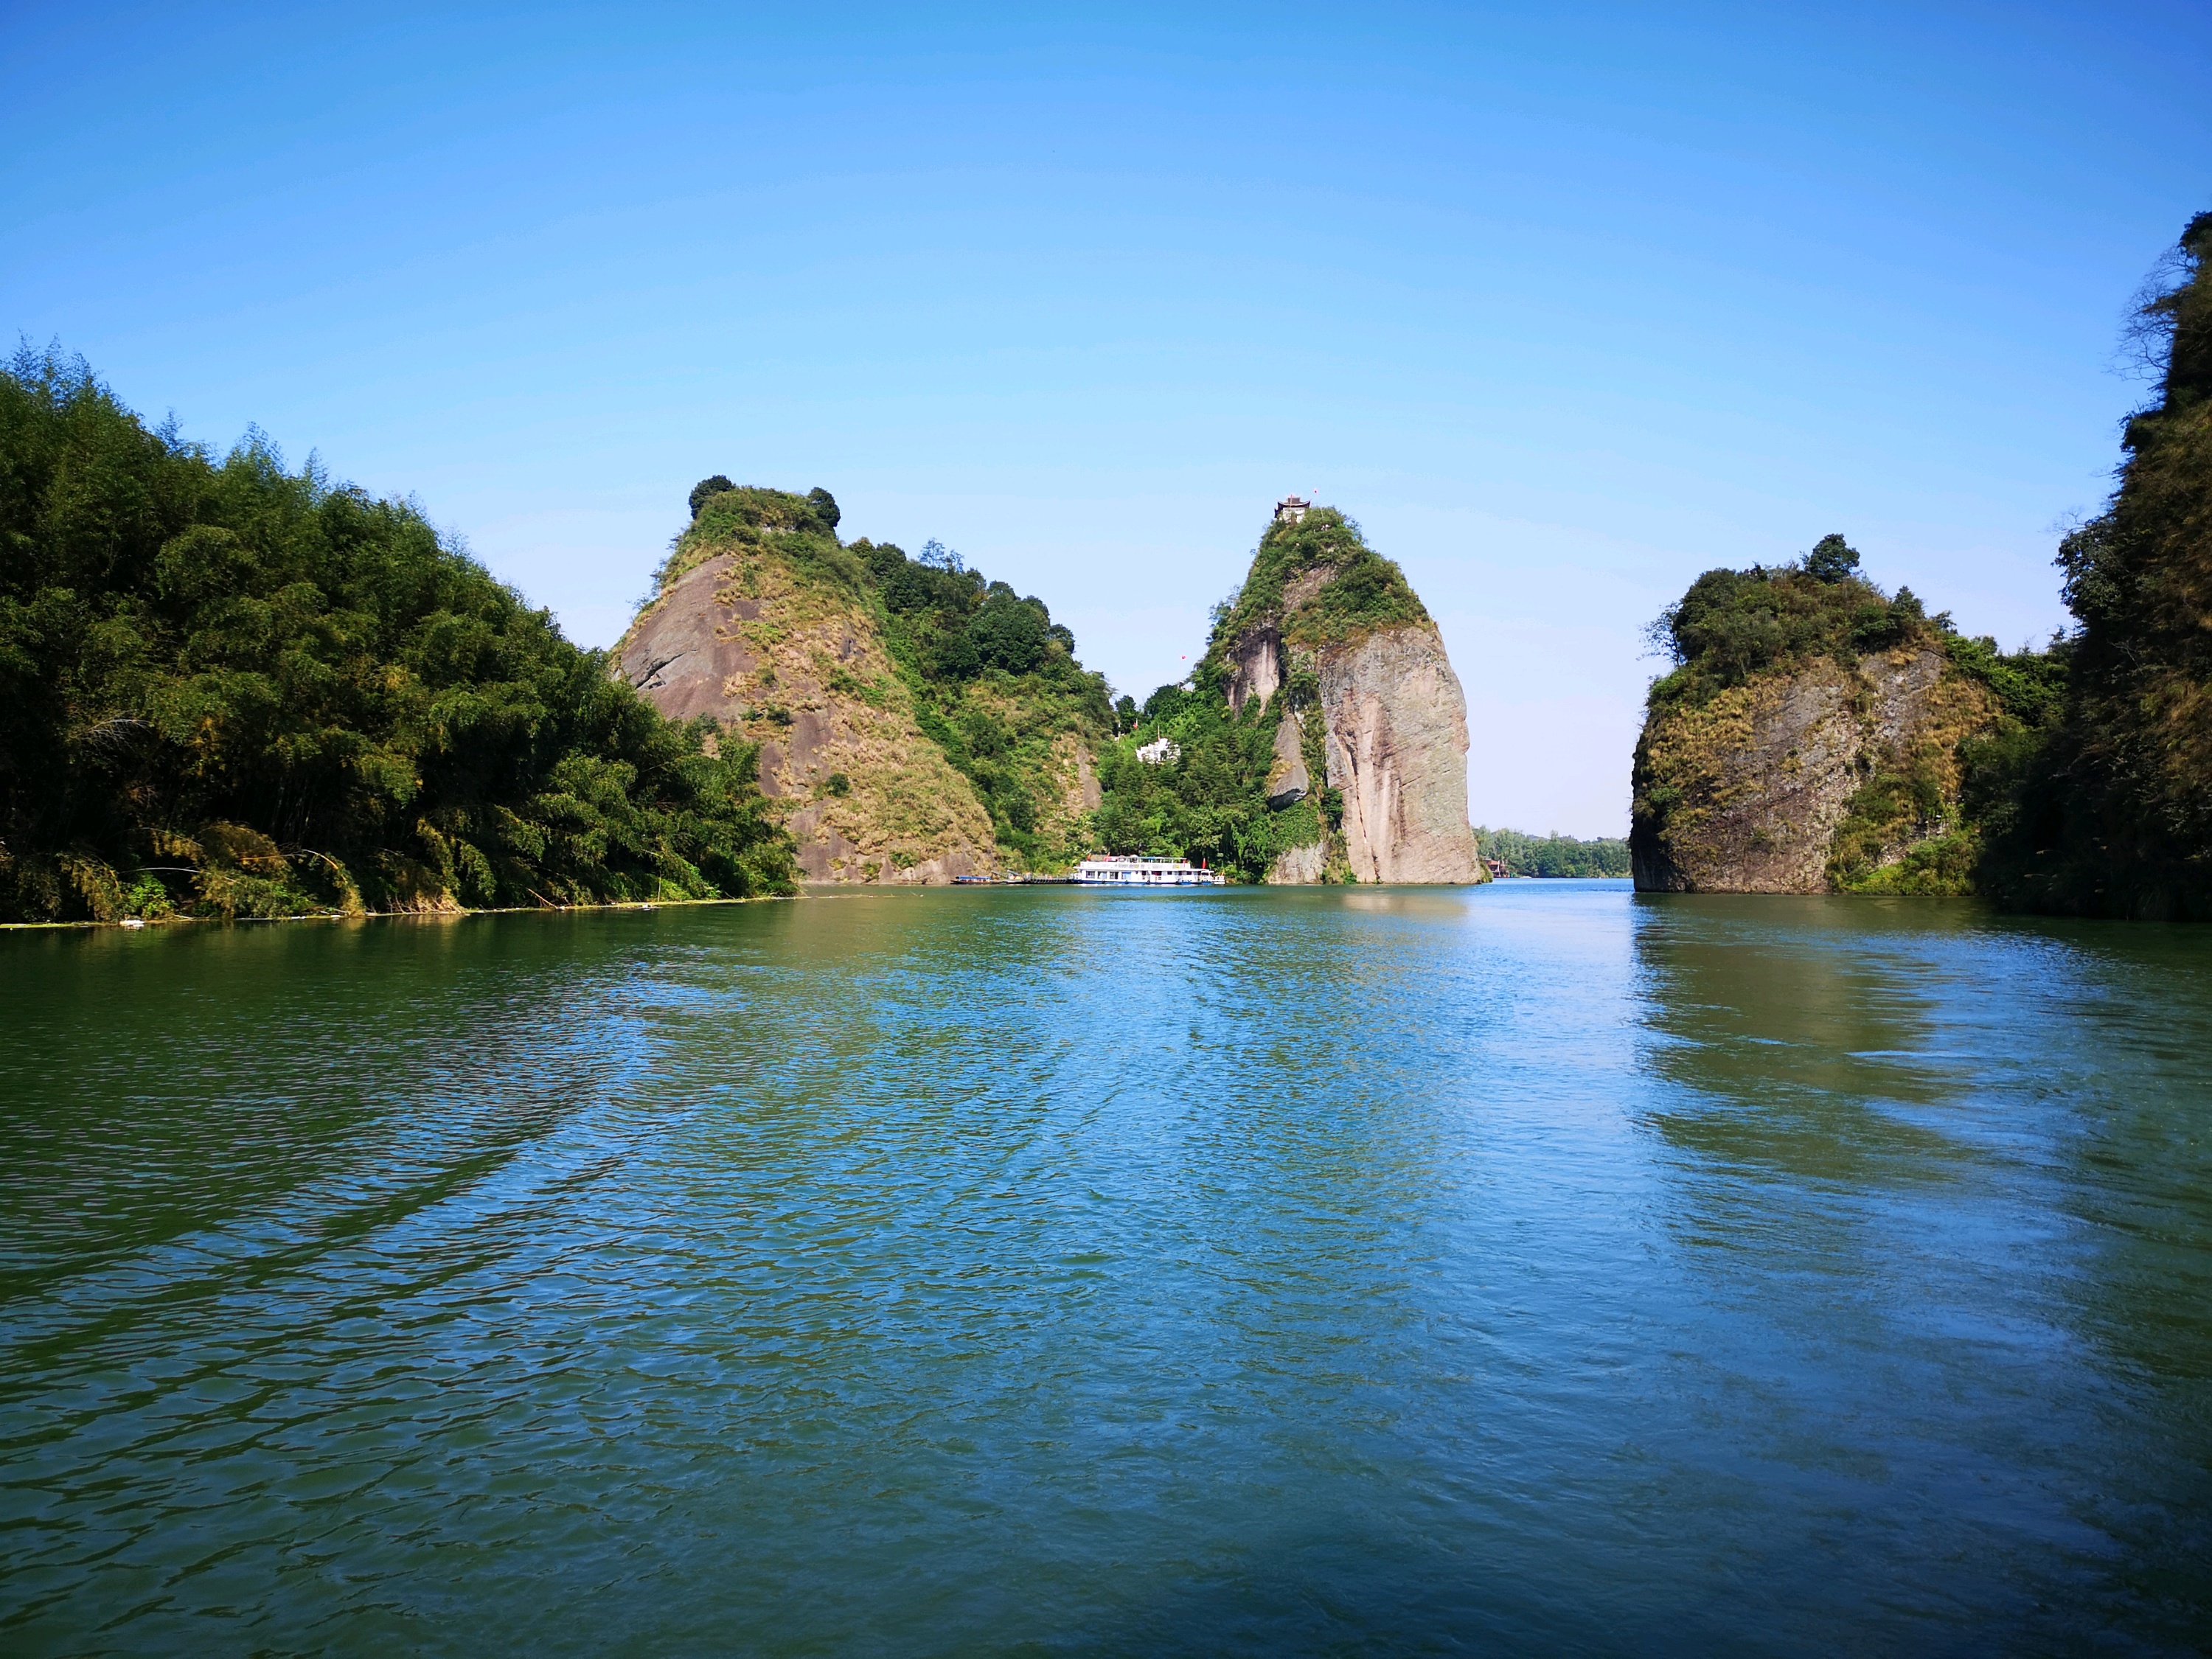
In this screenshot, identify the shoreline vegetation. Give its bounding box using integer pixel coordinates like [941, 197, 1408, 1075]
[1, 350, 798, 925]
[0, 890, 790, 931]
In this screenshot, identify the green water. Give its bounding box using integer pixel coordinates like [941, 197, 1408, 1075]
[1, 882, 2208, 1655]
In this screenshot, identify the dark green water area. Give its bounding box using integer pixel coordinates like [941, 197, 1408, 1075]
[3, 880, 2208, 1655]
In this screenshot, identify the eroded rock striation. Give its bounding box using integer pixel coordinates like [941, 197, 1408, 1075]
[1631, 644, 1997, 892]
[1214, 507, 1481, 884]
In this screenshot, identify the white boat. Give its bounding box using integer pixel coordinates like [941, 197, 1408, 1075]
[1073, 855, 1224, 887]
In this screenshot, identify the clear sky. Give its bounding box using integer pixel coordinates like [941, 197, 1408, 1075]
[6, 3, 2206, 835]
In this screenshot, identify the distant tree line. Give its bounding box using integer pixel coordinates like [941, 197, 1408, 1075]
[1475, 827, 1631, 878]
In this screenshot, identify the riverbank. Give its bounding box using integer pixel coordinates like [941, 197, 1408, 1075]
[0, 892, 793, 931]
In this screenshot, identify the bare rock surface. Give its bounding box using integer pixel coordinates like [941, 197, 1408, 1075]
[1631, 645, 1996, 892]
[1315, 625, 1481, 884]
[1265, 841, 1325, 884]
[1227, 620, 1480, 885]
[619, 552, 995, 883]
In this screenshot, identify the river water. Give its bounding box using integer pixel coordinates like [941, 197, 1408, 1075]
[1, 881, 2208, 1655]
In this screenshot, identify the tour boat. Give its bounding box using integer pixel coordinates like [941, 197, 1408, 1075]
[1072, 855, 1224, 887]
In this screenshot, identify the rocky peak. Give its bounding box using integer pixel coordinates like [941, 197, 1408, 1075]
[1211, 507, 1481, 885]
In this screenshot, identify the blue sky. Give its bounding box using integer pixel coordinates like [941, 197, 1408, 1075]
[5, 3, 2206, 835]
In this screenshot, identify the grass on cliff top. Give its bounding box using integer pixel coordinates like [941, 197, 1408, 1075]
[1210, 507, 1428, 653]
[1645, 532, 2067, 721]
[657, 484, 865, 602]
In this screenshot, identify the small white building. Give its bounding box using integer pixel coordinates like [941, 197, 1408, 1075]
[1273, 495, 1311, 525]
[1135, 737, 1181, 765]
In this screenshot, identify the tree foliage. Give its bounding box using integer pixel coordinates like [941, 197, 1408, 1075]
[839, 535, 1112, 866]
[1475, 827, 1630, 877]
[1981, 211, 2212, 917]
[1644, 539, 1942, 708]
[688, 474, 735, 518]
[1092, 658, 1321, 881]
[0, 350, 795, 922]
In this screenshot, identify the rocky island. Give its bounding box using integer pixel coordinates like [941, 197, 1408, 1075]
[1630, 535, 2056, 895]
[1206, 498, 1481, 884]
[1088, 499, 1481, 884]
[1631, 210, 2209, 917]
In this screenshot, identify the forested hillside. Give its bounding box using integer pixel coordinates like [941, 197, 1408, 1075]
[846, 532, 1113, 868]
[1980, 212, 2212, 917]
[0, 352, 794, 922]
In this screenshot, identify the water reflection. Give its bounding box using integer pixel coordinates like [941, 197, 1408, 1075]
[1629, 891, 2212, 1649]
[1631, 894, 1990, 1183]
[2, 887, 2208, 1654]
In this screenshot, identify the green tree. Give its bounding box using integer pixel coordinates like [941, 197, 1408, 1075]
[0, 351, 795, 922]
[1983, 211, 2212, 917]
[1804, 533, 1861, 583]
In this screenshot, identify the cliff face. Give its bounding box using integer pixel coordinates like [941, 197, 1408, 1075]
[1630, 643, 1999, 893]
[621, 487, 1113, 883]
[1214, 509, 1481, 885]
[621, 546, 996, 883]
[1226, 620, 1480, 883]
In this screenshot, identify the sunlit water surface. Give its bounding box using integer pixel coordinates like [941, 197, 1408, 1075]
[2, 882, 2208, 1655]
